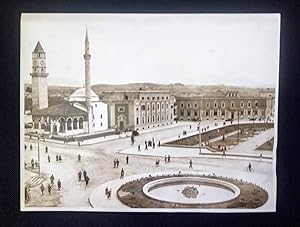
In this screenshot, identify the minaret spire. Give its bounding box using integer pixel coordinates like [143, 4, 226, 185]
[83, 26, 93, 133]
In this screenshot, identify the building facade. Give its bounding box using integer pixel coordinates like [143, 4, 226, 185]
[101, 90, 176, 131]
[176, 90, 267, 121]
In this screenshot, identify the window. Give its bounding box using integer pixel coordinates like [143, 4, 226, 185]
[248, 101, 251, 108]
[181, 111, 184, 116]
[181, 103, 184, 108]
[240, 102, 244, 108]
[118, 107, 125, 112]
[222, 110, 225, 116]
[157, 104, 160, 110]
[222, 102, 225, 108]
[187, 111, 190, 116]
[79, 118, 83, 129]
[187, 103, 191, 108]
[136, 108, 139, 111]
[152, 104, 155, 111]
[147, 104, 150, 111]
[206, 111, 209, 117]
[214, 111, 217, 116]
[136, 117, 139, 125]
[231, 102, 234, 108]
[214, 102, 217, 108]
[142, 116, 145, 124]
[142, 97, 144, 100]
[152, 97, 155, 100]
[162, 97, 164, 100]
[166, 96, 169, 100]
[206, 103, 209, 108]
[157, 115, 160, 121]
[157, 97, 160, 100]
[152, 115, 155, 122]
[248, 110, 251, 115]
[73, 118, 78, 129]
[147, 116, 150, 123]
[194, 111, 197, 116]
[194, 103, 198, 108]
[125, 96, 128, 100]
[255, 101, 258, 107]
[67, 118, 72, 130]
[141, 105, 145, 111]
[162, 104, 164, 110]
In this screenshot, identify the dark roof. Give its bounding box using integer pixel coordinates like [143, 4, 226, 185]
[32, 103, 87, 117]
[33, 41, 45, 53]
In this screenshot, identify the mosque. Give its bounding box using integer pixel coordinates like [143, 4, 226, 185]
[30, 29, 108, 137]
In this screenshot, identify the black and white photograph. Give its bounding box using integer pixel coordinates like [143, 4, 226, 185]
[20, 13, 280, 212]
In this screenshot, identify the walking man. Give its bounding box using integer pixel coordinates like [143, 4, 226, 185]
[85, 175, 90, 186]
[78, 154, 81, 162]
[83, 170, 87, 179]
[48, 155, 51, 163]
[56, 154, 58, 162]
[189, 159, 193, 169]
[47, 184, 52, 195]
[78, 141, 80, 147]
[168, 154, 171, 163]
[120, 168, 124, 179]
[165, 155, 167, 163]
[78, 170, 82, 181]
[138, 144, 141, 151]
[40, 184, 44, 196]
[30, 144, 33, 151]
[126, 155, 129, 165]
[45, 146, 48, 153]
[57, 179, 62, 190]
[116, 159, 120, 168]
[31, 159, 34, 168]
[24, 144, 27, 151]
[158, 141, 161, 147]
[50, 174, 55, 185]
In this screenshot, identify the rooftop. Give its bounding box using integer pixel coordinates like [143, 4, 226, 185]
[32, 103, 87, 117]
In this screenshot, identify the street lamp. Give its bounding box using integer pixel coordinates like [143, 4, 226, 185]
[198, 119, 202, 155]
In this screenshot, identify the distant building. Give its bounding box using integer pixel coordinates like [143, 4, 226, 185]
[100, 90, 177, 131]
[176, 90, 267, 121]
[259, 88, 275, 117]
[30, 29, 108, 137]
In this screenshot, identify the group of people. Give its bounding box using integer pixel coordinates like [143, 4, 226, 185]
[164, 154, 171, 163]
[78, 169, 90, 186]
[55, 154, 63, 162]
[113, 158, 120, 168]
[38, 174, 62, 196]
[24, 144, 33, 151]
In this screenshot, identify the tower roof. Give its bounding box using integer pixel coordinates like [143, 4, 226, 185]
[33, 41, 45, 53]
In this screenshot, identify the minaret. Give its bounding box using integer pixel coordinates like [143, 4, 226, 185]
[83, 27, 93, 133]
[30, 41, 49, 113]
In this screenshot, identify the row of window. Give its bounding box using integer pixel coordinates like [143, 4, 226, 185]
[180, 109, 259, 117]
[136, 113, 173, 125]
[141, 96, 169, 101]
[32, 53, 45, 58]
[180, 101, 259, 109]
[139, 103, 173, 111]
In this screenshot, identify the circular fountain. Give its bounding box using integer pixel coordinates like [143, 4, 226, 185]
[142, 177, 240, 205]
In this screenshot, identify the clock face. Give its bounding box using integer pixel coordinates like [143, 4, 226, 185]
[40, 60, 45, 66]
[33, 60, 38, 66]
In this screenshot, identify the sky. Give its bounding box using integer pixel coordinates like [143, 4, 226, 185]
[21, 13, 280, 88]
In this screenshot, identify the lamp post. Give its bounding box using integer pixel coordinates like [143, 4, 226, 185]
[237, 108, 240, 144]
[37, 134, 41, 176]
[198, 119, 202, 155]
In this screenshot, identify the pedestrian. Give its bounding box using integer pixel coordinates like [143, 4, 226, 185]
[59, 155, 62, 161]
[153, 142, 155, 149]
[45, 146, 48, 153]
[31, 159, 34, 168]
[189, 159, 193, 169]
[120, 168, 124, 179]
[113, 159, 116, 168]
[50, 174, 55, 185]
[40, 184, 44, 196]
[78, 170, 82, 181]
[78, 154, 81, 162]
[83, 170, 87, 179]
[85, 175, 90, 186]
[25, 186, 31, 202]
[48, 184, 52, 195]
[145, 144, 148, 151]
[105, 187, 108, 195]
[56, 154, 58, 162]
[138, 144, 141, 151]
[116, 159, 120, 168]
[57, 179, 62, 190]
[107, 189, 112, 199]
[78, 141, 80, 147]
[48, 155, 51, 163]
[190, 125, 192, 130]
[158, 141, 161, 147]
[223, 150, 226, 157]
[165, 155, 167, 163]
[260, 153, 263, 160]
[35, 160, 38, 168]
[126, 155, 129, 165]
[30, 144, 33, 151]
[168, 154, 171, 163]
[24, 144, 27, 151]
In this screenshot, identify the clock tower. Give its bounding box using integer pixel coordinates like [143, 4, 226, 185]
[30, 41, 49, 112]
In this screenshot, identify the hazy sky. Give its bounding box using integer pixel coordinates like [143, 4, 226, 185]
[21, 13, 280, 88]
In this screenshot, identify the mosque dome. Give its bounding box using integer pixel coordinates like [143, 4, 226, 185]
[69, 87, 100, 102]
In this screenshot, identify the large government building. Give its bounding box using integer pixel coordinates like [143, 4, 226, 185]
[100, 91, 176, 131]
[176, 90, 271, 121]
